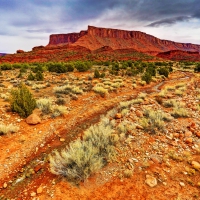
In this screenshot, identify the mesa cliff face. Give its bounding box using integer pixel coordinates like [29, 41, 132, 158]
[48, 31, 87, 45]
[48, 26, 200, 54]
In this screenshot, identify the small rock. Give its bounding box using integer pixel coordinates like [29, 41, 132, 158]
[135, 110, 143, 117]
[191, 161, 200, 171]
[34, 164, 43, 173]
[173, 133, 180, 138]
[150, 155, 162, 164]
[136, 124, 143, 129]
[37, 186, 43, 194]
[115, 113, 122, 119]
[180, 182, 185, 187]
[26, 114, 41, 125]
[3, 182, 7, 188]
[30, 192, 36, 197]
[185, 131, 192, 137]
[60, 138, 65, 142]
[185, 137, 193, 144]
[195, 132, 200, 138]
[145, 175, 157, 187]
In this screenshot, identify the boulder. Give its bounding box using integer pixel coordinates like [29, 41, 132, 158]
[26, 114, 41, 125]
[145, 175, 157, 187]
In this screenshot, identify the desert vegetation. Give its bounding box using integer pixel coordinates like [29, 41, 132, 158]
[0, 60, 200, 200]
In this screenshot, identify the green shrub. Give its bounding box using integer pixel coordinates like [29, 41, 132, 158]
[27, 72, 35, 80]
[142, 72, 152, 84]
[48, 63, 67, 73]
[35, 71, 44, 81]
[146, 66, 156, 76]
[65, 63, 74, 72]
[194, 63, 200, 72]
[94, 69, 100, 78]
[1, 63, 12, 70]
[74, 62, 89, 72]
[10, 83, 36, 118]
[158, 67, 169, 78]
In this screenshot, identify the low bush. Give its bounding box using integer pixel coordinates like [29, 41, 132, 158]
[36, 98, 53, 114]
[142, 72, 152, 84]
[171, 107, 188, 118]
[93, 86, 108, 97]
[158, 67, 169, 78]
[94, 69, 101, 78]
[0, 123, 19, 135]
[10, 83, 36, 118]
[52, 105, 68, 117]
[139, 109, 167, 133]
[35, 71, 44, 81]
[49, 115, 116, 183]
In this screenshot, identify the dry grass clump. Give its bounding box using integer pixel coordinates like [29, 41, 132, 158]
[93, 86, 108, 97]
[175, 82, 185, 89]
[174, 89, 184, 96]
[167, 100, 188, 118]
[53, 85, 72, 94]
[138, 92, 147, 99]
[139, 81, 146, 86]
[49, 139, 104, 183]
[171, 107, 188, 118]
[163, 99, 177, 108]
[158, 89, 167, 98]
[0, 93, 9, 101]
[49, 115, 117, 183]
[165, 86, 175, 91]
[139, 109, 170, 133]
[123, 169, 133, 178]
[32, 84, 46, 90]
[0, 123, 19, 135]
[71, 86, 83, 94]
[120, 98, 143, 110]
[52, 105, 68, 117]
[103, 81, 112, 86]
[36, 98, 53, 114]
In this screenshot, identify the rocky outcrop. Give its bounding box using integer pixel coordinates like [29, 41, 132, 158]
[157, 50, 200, 61]
[32, 46, 45, 51]
[16, 50, 25, 54]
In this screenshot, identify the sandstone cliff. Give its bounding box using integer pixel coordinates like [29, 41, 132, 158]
[48, 26, 200, 54]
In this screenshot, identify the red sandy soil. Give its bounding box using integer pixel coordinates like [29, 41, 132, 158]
[0, 70, 200, 200]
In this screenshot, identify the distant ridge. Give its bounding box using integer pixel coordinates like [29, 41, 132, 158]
[0, 53, 7, 56]
[48, 25, 200, 54]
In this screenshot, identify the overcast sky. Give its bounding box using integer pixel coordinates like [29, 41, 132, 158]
[0, 0, 200, 53]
